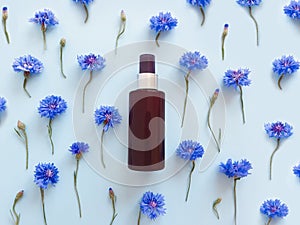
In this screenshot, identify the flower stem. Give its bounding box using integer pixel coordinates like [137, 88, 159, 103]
[82, 71, 93, 113]
[249, 7, 259, 46]
[47, 119, 54, 155]
[60, 46, 66, 79]
[185, 160, 195, 202]
[137, 209, 141, 225]
[83, 4, 89, 23]
[199, 6, 205, 26]
[109, 195, 118, 225]
[41, 24, 47, 50]
[14, 128, 29, 170]
[115, 20, 126, 54]
[74, 159, 82, 218]
[10, 190, 23, 225]
[266, 217, 272, 225]
[23, 75, 31, 98]
[3, 18, 10, 44]
[277, 74, 284, 90]
[269, 138, 280, 180]
[155, 31, 161, 47]
[181, 71, 191, 128]
[207, 96, 221, 152]
[238, 85, 246, 124]
[233, 178, 238, 225]
[212, 198, 222, 219]
[40, 188, 47, 225]
[101, 129, 106, 168]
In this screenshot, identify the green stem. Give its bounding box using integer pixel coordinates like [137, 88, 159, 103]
[74, 159, 82, 218]
[83, 4, 89, 23]
[42, 27, 47, 50]
[278, 74, 284, 90]
[3, 19, 10, 44]
[185, 160, 195, 202]
[269, 138, 280, 180]
[137, 209, 141, 225]
[181, 71, 191, 128]
[207, 101, 221, 152]
[200, 6, 205, 26]
[212, 198, 222, 219]
[155, 31, 161, 47]
[11, 199, 19, 224]
[23, 77, 31, 98]
[14, 128, 29, 170]
[82, 71, 93, 113]
[109, 197, 117, 225]
[60, 46, 66, 79]
[40, 188, 47, 225]
[233, 179, 238, 225]
[238, 85, 246, 124]
[115, 21, 126, 54]
[47, 119, 54, 155]
[249, 7, 259, 46]
[101, 129, 106, 168]
[266, 217, 272, 225]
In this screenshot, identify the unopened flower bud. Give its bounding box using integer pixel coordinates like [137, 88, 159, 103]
[2, 7, 8, 20]
[17, 120, 26, 130]
[121, 10, 126, 22]
[60, 38, 66, 47]
[15, 190, 24, 201]
[109, 187, 115, 199]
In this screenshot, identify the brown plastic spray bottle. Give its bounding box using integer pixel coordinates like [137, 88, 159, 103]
[128, 54, 165, 171]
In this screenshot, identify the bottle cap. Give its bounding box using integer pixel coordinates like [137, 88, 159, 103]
[139, 54, 155, 73]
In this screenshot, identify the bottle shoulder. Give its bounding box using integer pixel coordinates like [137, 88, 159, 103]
[129, 89, 165, 96]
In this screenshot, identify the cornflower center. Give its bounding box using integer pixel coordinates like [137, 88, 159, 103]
[149, 201, 157, 208]
[45, 169, 53, 178]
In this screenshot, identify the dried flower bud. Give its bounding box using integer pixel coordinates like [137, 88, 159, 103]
[121, 10, 126, 22]
[17, 120, 26, 130]
[15, 190, 24, 201]
[223, 24, 229, 36]
[109, 187, 115, 199]
[211, 88, 220, 105]
[2, 7, 8, 20]
[75, 152, 82, 160]
[60, 38, 66, 47]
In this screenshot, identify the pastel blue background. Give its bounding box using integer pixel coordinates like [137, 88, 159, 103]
[0, 0, 299, 225]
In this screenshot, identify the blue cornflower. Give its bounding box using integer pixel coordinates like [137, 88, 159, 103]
[176, 140, 204, 201]
[187, 0, 211, 26]
[94, 105, 122, 168]
[69, 141, 89, 217]
[34, 162, 59, 189]
[149, 12, 177, 47]
[236, 0, 261, 46]
[284, 1, 300, 19]
[94, 105, 122, 132]
[12, 55, 44, 98]
[38, 95, 67, 155]
[72, 0, 94, 23]
[179, 51, 208, 127]
[219, 158, 252, 225]
[176, 140, 204, 161]
[223, 68, 251, 88]
[224, 68, 250, 118]
[34, 162, 59, 225]
[179, 51, 208, 71]
[139, 191, 166, 221]
[260, 199, 288, 225]
[219, 159, 252, 179]
[69, 142, 89, 156]
[223, 68, 251, 124]
[77, 54, 106, 113]
[77, 54, 105, 71]
[38, 95, 67, 120]
[272, 55, 300, 90]
[29, 9, 58, 50]
[264, 121, 293, 140]
[264, 121, 293, 180]
[293, 163, 300, 177]
[0, 97, 7, 113]
[236, 0, 262, 7]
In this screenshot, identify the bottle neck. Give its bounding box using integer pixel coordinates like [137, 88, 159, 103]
[138, 73, 157, 89]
